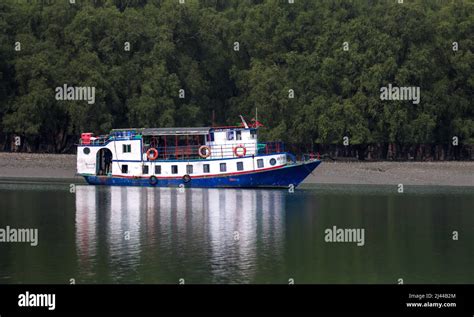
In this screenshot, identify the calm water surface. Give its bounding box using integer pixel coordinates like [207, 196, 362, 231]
[0, 183, 473, 284]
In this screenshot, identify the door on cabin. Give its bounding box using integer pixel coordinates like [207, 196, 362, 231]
[96, 148, 113, 176]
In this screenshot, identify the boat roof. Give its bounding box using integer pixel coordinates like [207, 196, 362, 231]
[141, 127, 211, 136]
[109, 126, 256, 137]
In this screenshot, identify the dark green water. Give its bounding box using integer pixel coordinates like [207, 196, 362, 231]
[0, 183, 473, 284]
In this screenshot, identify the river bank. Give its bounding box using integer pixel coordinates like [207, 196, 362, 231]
[0, 152, 473, 186]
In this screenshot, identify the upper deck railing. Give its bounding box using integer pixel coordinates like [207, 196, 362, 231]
[141, 141, 285, 161]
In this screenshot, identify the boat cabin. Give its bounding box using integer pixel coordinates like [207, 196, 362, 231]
[77, 126, 286, 178]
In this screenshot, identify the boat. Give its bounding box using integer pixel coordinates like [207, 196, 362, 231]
[76, 118, 321, 188]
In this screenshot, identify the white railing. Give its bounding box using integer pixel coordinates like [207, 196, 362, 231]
[209, 142, 257, 159]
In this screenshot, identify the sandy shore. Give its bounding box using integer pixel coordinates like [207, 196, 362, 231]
[0, 152, 82, 184]
[306, 161, 474, 186]
[0, 152, 473, 186]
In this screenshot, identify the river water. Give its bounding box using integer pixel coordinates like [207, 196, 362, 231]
[0, 183, 473, 284]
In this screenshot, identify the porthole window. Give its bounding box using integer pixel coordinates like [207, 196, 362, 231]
[83, 147, 90, 155]
[270, 158, 276, 166]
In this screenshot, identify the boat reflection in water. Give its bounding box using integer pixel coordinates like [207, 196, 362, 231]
[75, 185, 286, 283]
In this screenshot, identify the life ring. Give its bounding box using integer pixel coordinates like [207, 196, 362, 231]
[182, 174, 191, 183]
[149, 175, 158, 186]
[146, 148, 158, 161]
[198, 145, 211, 158]
[233, 145, 246, 157]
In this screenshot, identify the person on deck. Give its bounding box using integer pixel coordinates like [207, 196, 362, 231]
[104, 150, 112, 175]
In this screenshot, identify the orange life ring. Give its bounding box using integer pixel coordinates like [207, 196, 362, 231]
[233, 145, 246, 157]
[146, 148, 158, 161]
[198, 145, 211, 158]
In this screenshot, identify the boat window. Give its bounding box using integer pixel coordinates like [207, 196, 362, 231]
[122, 144, 131, 153]
[236, 162, 244, 171]
[186, 165, 193, 174]
[257, 159, 264, 168]
[207, 132, 214, 142]
[171, 165, 178, 174]
[83, 147, 90, 155]
[220, 163, 227, 172]
[143, 165, 149, 174]
[203, 164, 210, 173]
[155, 165, 161, 174]
[250, 129, 257, 139]
[270, 158, 276, 166]
[121, 164, 128, 174]
[227, 130, 234, 140]
[236, 130, 242, 140]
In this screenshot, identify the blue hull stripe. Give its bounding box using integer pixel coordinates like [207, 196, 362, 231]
[84, 161, 321, 188]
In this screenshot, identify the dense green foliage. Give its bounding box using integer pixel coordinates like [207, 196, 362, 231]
[0, 0, 473, 155]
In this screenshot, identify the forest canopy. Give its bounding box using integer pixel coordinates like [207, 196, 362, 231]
[0, 0, 473, 158]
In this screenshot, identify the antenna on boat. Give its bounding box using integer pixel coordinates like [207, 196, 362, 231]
[239, 115, 249, 128]
[250, 107, 263, 129]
